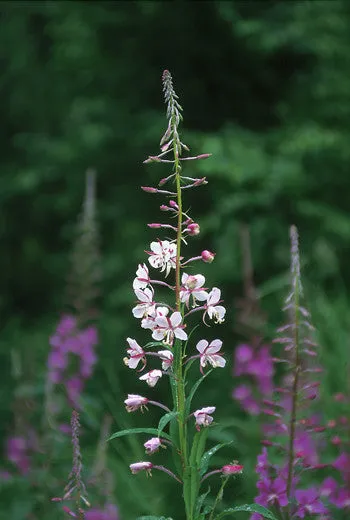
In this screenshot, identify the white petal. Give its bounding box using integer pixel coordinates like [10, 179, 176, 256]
[170, 311, 182, 327]
[196, 339, 209, 354]
[174, 328, 188, 341]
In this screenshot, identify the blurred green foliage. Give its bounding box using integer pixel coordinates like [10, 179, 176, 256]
[1, 1, 350, 519]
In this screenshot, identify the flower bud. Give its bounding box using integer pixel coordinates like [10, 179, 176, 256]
[222, 464, 244, 475]
[124, 394, 149, 412]
[141, 186, 158, 193]
[201, 250, 215, 263]
[147, 223, 162, 228]
[130, 461, 153, 475]
[160, 205, 170, 211]
[187, 223, 200, 236]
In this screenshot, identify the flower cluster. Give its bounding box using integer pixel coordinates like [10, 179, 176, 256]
[233, 343, 274, 415]
[114, 71, 242, 518]
[48, 314, 98, 407]
[251, 227, 332, 519]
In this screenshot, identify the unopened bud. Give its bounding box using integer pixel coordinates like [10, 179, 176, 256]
[193, 177, 208, 186]
[187, 223, 200, 236]
[141, 186, 158, 193]
[169, 200, 178, 209]
[159, 178, 168, 186]
[160, 205, 170, 211]
[143, 156, 161, 164]
[331, 436, 342, 446]
[148, 223, 162, 228]
[222, 463, 244, 475]
[201, 250, 215, 263]
[197, 154, 212, 160]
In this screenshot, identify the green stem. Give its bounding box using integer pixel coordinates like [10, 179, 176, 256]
[209, 476, 229, 520]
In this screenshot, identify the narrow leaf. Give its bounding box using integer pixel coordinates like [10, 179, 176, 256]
[215, 504, 278, 520]
[109, 427, 172, 442]
[200, 441, 233, 476]
[158, 411, 178, 436]
[185, 370, 212, 416]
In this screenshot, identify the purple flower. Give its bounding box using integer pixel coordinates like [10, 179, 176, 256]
[256, 476, 288, 507]
[256, 448, 270, 478]
[333, 488, 350, 509]
[295, 488, 328, 518]
[85, 504, 118, 520]
[6, 436, 30, 475]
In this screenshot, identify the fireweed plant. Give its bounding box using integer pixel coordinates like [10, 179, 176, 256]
[251, 226, 335, 519]
[110, 71, 276, 520]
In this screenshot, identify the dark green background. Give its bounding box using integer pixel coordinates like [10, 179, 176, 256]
[1, 1, 350, 519]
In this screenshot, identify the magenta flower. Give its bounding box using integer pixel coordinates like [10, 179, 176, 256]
[294, 488, 328, 518]
[124, 394, 149, 412]
[256, 476, 288, 507]
[139, 369, 163, 387]
[85, 503, 118, 520]
[194, 407, 215, 430]
[196, 339, 226, 370]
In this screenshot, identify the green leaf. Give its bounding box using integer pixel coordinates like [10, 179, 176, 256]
[108, 427, 172, 442]
[137, 517, 173, 520]
[199, 441, 233, 477]
[215, 504, 279, 520]
[185, 370, 213, 416]
[144, 341, 168, 350]
[195, 487, 211, 519]
[158, 411, 179, 436]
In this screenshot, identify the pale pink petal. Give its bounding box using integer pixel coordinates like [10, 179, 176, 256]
[196, 340, 209, 354]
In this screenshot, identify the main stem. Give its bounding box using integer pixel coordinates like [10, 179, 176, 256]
[172, 130, 190, 518]
[286, 282, 300, 502]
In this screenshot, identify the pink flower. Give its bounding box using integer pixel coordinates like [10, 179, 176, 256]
[144, 437, 164, 454]
[139, 369, 162, 387]
[124, 394, 149, 412]
[130, 461, 153, 475]
[196, 339, 226, 370]
[147, 240, 177, 276]
[180, 273, 208, 308]
[157, 350, 174, 370]
[152, 311, 188, 345]
[124, 338, 145, 369]
[222, 464, 244, 475]
[133, 263, 150, 290]
[194, 407, 216, 430]
[201, 250, 215, 263]
[204, 288, 226, 324]
[186, 223, 200, 236]
[132, 287, 155, 319]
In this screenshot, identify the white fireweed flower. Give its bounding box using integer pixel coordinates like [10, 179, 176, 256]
[152, 311, 188, 345]
[196, 339, 226, 369]
[124, 338, 145, 369]
[157, 350, 174, 370]
[194, 407, 216, 431]
[130, 461, 153, 475]
[179, 273, 208, 308]
[204, 288, 226, 324]
[139, 369, 163, 387]
[141, 306, 169, 331]
[124, 394, 149, 412]
[144, 437, 164, 454]
[133, 263, 151, 290]
[132, 287, 156, 319]
[148, 240, 177, 276]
